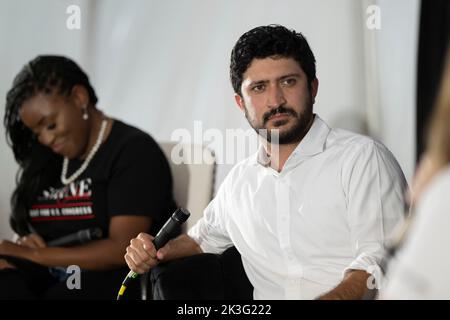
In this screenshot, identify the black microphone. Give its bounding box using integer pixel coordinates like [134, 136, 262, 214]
[47, 228, 103, 247]
[117, 208, 190, 300]
[152, 207, 190, 249]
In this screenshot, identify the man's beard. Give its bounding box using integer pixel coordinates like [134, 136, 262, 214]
[244, 98, 314, 145]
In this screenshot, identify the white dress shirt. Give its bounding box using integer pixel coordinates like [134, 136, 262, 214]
[188, 115, 407, 299]
[382, 165, 450, 299]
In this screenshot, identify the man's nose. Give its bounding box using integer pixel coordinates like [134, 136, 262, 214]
[266, 84, 287, 109]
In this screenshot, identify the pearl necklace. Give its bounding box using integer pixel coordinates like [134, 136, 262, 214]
[61, 119, 108, 185]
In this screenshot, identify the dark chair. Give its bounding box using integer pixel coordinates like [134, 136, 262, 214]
[149, 246, 253, 300]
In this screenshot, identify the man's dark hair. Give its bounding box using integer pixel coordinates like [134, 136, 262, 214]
[230, 24, 316, 96]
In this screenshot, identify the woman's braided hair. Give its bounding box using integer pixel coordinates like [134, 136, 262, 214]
[4, 55, 98, 235]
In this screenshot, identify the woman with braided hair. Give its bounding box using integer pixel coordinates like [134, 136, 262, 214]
[0, 55, 176, 299]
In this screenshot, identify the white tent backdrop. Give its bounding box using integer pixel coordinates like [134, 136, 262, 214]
[0, 0, 418, 238]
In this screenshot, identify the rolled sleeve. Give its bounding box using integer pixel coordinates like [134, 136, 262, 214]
[343, 250, 384, 289]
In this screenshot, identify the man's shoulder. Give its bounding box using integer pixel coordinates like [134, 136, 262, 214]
[227, 154, 255, 178]
[218, 154, 257, 193]
[328, 127, 390, 157]
[329, 127, 373, 146]
[330, 128, 406, 182]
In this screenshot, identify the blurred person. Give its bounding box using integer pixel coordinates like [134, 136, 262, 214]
[382, 48, 450, 299]
[0, 55, 176, 299]
[125, 25, 407, 300]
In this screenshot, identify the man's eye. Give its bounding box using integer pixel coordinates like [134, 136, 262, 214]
[47, 124, 56, 130]
[281, 78, 296, 86]
[252, 84, 265, 92]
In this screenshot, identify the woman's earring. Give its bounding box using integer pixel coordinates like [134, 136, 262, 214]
[82, 107, 89, 120]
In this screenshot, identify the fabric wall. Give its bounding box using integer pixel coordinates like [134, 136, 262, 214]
[0, 0, 418, 239]
[374, 0, 419, 179]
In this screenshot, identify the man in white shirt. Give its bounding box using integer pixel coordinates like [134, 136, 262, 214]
[125, 25, 407, 299]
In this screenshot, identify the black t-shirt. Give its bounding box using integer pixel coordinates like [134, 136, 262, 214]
[28, 120, 176, 242]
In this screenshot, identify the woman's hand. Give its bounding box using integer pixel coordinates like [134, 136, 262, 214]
[0, 239, 32, 259]
[16, 233, 46, 249]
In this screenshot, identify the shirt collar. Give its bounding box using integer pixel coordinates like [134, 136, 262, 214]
[251, 114, 331, 167]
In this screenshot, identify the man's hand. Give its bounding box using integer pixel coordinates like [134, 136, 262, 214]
[16, 233, 46, 249]
[124, 233, 202, 274]
[124, 233, 158, 274]
[317, 269, 372, 300]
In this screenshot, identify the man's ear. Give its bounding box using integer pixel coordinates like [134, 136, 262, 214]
[310, 78, 319, 104]
[235, 93, 245, 112]
[70, 85, 90, 110]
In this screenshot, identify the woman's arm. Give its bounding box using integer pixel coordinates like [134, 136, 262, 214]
[0, 215, 151, 270]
